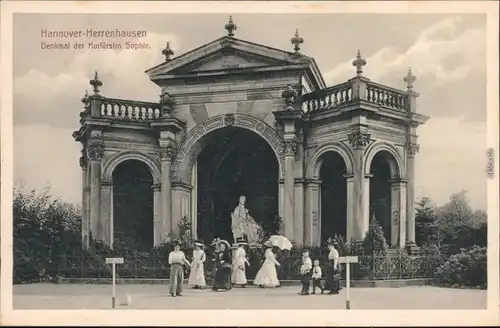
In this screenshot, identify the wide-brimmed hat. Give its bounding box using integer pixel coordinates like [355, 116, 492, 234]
[211, 238, 220, 246]
[326, 237, 338, 246]
[172, 239, 181, 247]
[235, 236, 248, 246]
[217, 239, 231, 249]
[194, 239, 205, 248]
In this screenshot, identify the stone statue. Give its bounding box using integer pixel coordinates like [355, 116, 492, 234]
[231, 195, 261, 245]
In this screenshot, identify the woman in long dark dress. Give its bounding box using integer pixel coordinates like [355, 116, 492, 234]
[212, 239, 232, 291]
[323, 237, 340, 294]
[210, 238, 221, 286]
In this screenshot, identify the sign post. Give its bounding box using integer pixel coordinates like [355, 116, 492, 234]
[339, 256, 358, 310]
[106, 257, 124, 309]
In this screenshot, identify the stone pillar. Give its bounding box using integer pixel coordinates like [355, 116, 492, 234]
[100, 181, 112, 246]
[347, 129, 371, 242]
[191, 161, 198, 240]
[304, 179, 321, 247]
[87, 144, 103, 243]
[344, 174, 355, 242]
[362, 174, 372, 239]
[152, 183, 162, 246]
[283, 142, 296, 240]
[171, 182, 192, 234]
[406, 144, 419, 250]
[391, 179, 407, 248]
[159, 145, 175, 243]
[278, 179, 284, 229]
[110, 184, 114, 247]
[294, 178, 304, 246]
[79, 155, 90, 249]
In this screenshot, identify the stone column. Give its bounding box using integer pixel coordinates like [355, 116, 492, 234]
[282, 140, 297, 240]
[79, 155, 90, 249]
[304, 179, 321, 246]
[363, 174, 372, 239]
[347, 129, 371, 242]
[171, 182, 192, 234]
[278, 179, 284, 229]
[110, 184, 114, 247]
[406, 144, 419, 249]
[191, 161, 198, 240]
[391, 179, 407, 248]
[100, 181, 112, 246]
[294, 178, 304, 246]
[152, 183, 162, 246]
[87, 144, 103, 243]
[159, 145, 176, 243]
[344, 174, 355, 242]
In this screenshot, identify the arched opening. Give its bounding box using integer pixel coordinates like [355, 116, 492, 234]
[112, 159, 154, 251]
[319, 151, 347, 244]
[369, 151, 394, 244]
[196, 127, 279, 243]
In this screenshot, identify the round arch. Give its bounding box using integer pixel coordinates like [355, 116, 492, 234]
[172, 113, 285, 184]
[364, 142, 404, 179]
[102, 150, 161, 183]
[306, 142, 355, 180]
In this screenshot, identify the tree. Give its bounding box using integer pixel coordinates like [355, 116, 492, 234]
[415, 197, 438, 246]
[13, 186, 81, 283]
[362, 215, 389, 256]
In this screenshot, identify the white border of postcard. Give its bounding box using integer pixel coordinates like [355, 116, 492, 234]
[1, 1, 499, 326]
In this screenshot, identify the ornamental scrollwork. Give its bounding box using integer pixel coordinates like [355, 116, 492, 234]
[158, 145, 177, 161]
[79, 155, 87, 168]
[283, 139, 299, 156]
[406, 142, 420, 157]
[87, 145, 104, 161]
[224, 113, 236, 126]
[347, 131, 371, 149]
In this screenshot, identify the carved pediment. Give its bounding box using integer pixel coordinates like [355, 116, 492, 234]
[146, 36, 312, 76]
[176, 51, 286, 73]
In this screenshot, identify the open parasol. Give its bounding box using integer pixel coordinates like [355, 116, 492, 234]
[267, 235, 293, 250]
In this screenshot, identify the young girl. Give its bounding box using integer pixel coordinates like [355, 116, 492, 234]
[232, 237, 250, 287]
[253, 240, 281, 288]
[188, 240, 206, 289]
[168, 240, 191, 297]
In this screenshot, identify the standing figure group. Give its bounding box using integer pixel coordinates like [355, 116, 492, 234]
[167, 236, 340, 297]
[298, 237, 341, 296]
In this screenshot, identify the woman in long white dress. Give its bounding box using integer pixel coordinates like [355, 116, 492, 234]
[253, 241, 281, 288]
[188, 240, 206, 289]
[232, 237, 250, 287]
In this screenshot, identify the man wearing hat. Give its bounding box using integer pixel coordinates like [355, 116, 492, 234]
[168, 239, 191, 297]
[188, 239, 206, 289]
[232, 236, 250, 287]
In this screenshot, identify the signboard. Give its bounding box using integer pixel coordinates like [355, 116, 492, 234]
[106, 257, 124, 264]
[339, 256, 358, 264]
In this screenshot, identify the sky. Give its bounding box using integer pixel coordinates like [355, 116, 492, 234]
[12, 13, 488, 210]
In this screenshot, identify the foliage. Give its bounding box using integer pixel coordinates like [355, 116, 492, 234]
[435, 246, 487, 289]
[415, 197, 438, 246]
[13, 186, 81, 283]
[362, 216, 389, 256]
[166, 216, 194, 249]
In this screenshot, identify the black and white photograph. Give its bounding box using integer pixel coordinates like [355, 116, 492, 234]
[1, 1, 499, 326]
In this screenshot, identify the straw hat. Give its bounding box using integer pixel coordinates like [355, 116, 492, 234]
[235, 236, 248, 246]
[211, 238, 220, 246]
[194, 239, 205, 248]
[217, 239, 231, 249]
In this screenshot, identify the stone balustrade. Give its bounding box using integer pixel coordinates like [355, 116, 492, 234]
[81, 96, 163, 121]
[300, 79, 409, 113]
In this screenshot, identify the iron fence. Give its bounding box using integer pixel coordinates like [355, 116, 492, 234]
[58, 249, 442, 281]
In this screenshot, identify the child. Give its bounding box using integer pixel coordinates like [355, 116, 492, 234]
[311, 259, 324, 294]
[298, 249, 312, 296]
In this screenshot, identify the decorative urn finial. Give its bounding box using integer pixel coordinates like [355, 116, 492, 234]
[281, 84, 298, 108]
[225, 15, 237, 37]
[89, 71, 102, 95]
[290, 29, 304, 53]
[159, 90, 175, 115]
[162, 42, 174, 62]
[81, 90, 89, 104]
[352, 50, 367, 76]
[404, 68, 417, 90]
